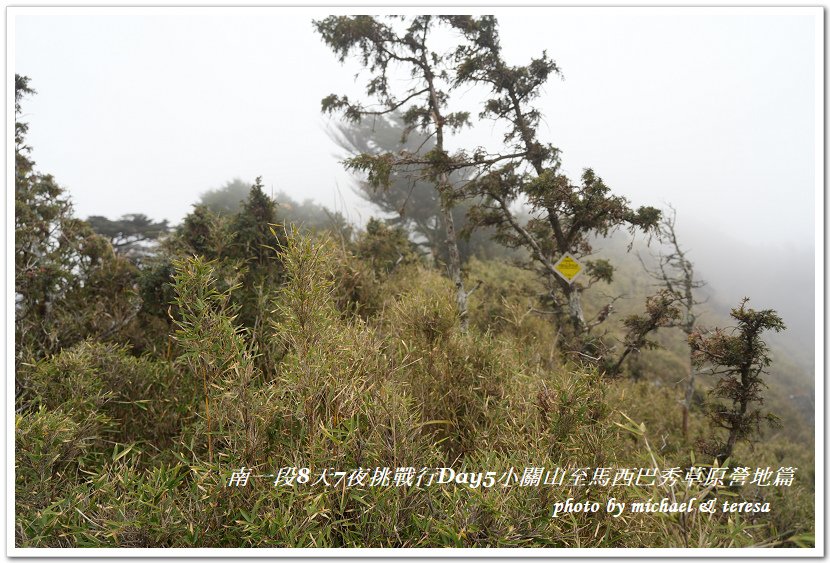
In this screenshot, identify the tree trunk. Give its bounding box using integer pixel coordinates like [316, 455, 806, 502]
[508, 88, 586, 334]
[438, 182, 468, 331]
[566, 284, 585, 333]
[682, 357, 694, 440]
[423, 57, 467, 332]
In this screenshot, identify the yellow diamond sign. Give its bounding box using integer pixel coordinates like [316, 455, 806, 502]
[553, 253, 583, 284]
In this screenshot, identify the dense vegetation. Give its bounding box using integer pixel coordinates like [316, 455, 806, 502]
[14, 15, 814, 550]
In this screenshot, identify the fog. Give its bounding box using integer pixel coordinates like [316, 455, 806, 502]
[676, 218, 815, 373]
[13, 8, 819, 368]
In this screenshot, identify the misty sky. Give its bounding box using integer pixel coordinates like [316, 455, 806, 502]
[13, 8, 820, 358]
[14, 8, 818, 249]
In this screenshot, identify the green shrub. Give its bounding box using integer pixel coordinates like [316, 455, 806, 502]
[17, 341, 195, 449]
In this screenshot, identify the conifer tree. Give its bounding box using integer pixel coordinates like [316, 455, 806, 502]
[228, 177, 281, 268]
[448, 16, 661, 337]
[689, 298, 785, 464]
[314, 15, 474, 329]
[15, 75, 139, 363]
[225, 177, 286, 330]
[329, 112, 504, 263]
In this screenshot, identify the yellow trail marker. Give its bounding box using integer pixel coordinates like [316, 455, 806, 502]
[553, 253, 584, 284]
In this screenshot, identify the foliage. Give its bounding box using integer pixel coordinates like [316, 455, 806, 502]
[228, 178, 280, 266]
[17, 341, 196, 450]
[171, 255, 261, 463]
[354, 218, 419, 275]
[689, 299, 786, 464]
[448, 16, 661, 338]
[330, 112, 512, 263]
[144, 180, 287, 364]
[315, 15, 473, 328]
[14, 222, 813, 548]
[609, 289, 682, 377]
[14, 76, 140, 365]
[16, 406, 105, 529]
[178, 204, 226, 259]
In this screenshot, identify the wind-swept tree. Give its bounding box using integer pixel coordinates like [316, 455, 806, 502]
[448, 16, 661, 338]
[328, 113, 448, 258]
[329, 112, 505, 263]
[639, 206, 706, 437]
[314, 15, 476, 329]
[689, 298, 785, 464]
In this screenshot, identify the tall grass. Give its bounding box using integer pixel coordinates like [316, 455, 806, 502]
[14, 229, 814, 548]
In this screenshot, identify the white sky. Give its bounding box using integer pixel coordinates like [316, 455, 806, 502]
[13, 8, 818, 252]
